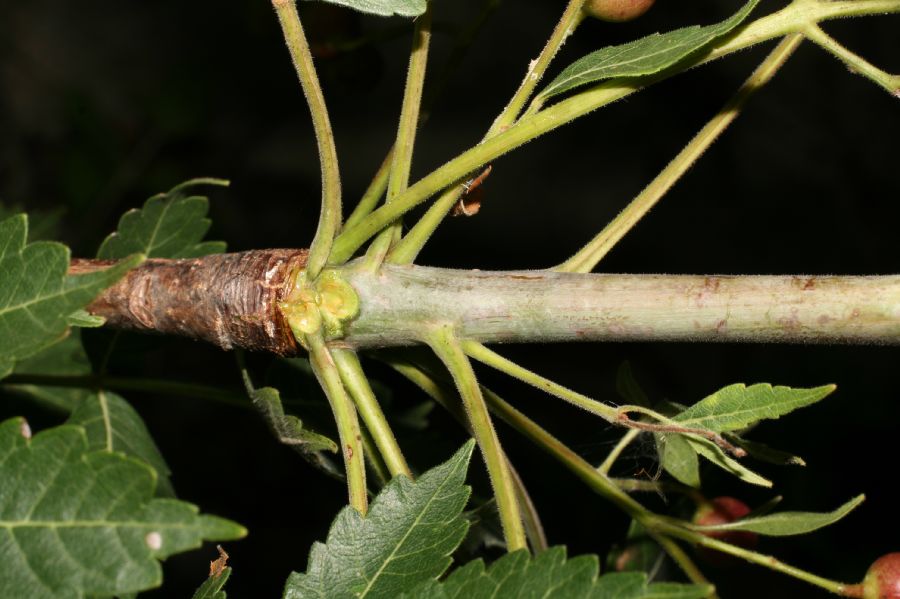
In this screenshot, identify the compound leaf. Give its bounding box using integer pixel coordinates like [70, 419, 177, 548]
[403, 547, 711, 599]
[0, 214, 141, 379]
[283, 441, 475, 599]
[539, 0, 759, 100]
[308, 0, 428, 18]
[97, 178, 227, 260]
[0, 417, 245, 599]
[692, 495, 864, 537]
[67, 391, 175, 497]
[673, 383, 834, 432]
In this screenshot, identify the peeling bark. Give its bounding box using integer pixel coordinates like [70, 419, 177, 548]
[74, 250, 307, 356]
[74, 252, 900, 353]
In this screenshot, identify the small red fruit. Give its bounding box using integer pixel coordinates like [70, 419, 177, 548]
[583, 0, 656, 23]
[863, 553, 900, 599]
[692, 496, 758, 566]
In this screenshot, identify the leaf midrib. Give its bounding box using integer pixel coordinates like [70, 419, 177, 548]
[676, 388, 820, 429]
[357, 459, 464, 598]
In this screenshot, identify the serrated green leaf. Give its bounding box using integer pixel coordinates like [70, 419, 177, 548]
[250, 386, 338, 454]
[5, 332, 93, 412]
[693, 495, 864, 537]
[283, 441, 476, 599]
[67, 391, 175, 497]
[192, 567, 232, 599]
[306, 0, 428, 18]
[0, 214, 142, 379]
[673, 383, 834, 432]
[97, 178, 227, 260]
[655, 433, 700, 488]
[687, 437, 772, 487]
[403, 547, 711, 599]
[0, 417, 245, 599]
[539, 0, 759, 100]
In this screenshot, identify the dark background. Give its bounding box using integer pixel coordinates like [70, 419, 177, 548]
[1, 0, 898, 597]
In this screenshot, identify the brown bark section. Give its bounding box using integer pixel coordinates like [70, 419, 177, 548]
[72, 250, 307, 356]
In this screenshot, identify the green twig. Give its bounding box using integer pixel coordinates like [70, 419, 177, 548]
[375, 350, 548, 554]
[654, 516, 860, 596]
[331, 1, 900, 262]
[462, 341, 733, 453]
[331, 348, 411, 478]
[597, 429, 642, 474]
[364, 7, 434, 269]
[386, 184, 463, 265]
[382, 354, 865, 596]
[508, 463, 549, 553]
[272, 0, 342, 280]
[649, 532, 718, 598]
[488, 0, 587, 135]
[344, 151, 392, 232]
[307, 334, 368, 514]
[804, 23, 900, 96]
[610, 478, 697, 496]
[344, 0, 502, 235]
[387, 0, 588, 264]
[359, 426, 391, 489]
[426, 328, 527, 551]
[555, 33, 804, 273]
[461, 340, 619, 421]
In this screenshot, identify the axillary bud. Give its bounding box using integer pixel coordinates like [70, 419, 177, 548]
[280, 269, 360, 348]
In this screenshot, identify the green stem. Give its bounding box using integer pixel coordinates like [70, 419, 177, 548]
[461, 340, 619, 421]
[272, 0, 342, 280]
[386, 185, 462, 265]
[803, 23, 900, 95]
[344, 151, 392, 232]
[331, 348, 411, 478]
[426, 327, 527, 551]
[486, 383, 853, 596]
[331, 0, 900, 262]
[344, 0, 501, 235]
[597, 429, 641, 475]
[654, 517, 859, 596]
[705, 0, 900, 64]
[610, 478, 696, 495]
[479, 385, 650, 518]
[555, 34, 804, 273]
[487, 0, 586, 135]
[649, 532, 718, 597]
[307, 334, 368, 514]
[508, 463, 549, 552]
[2, 374, 248, 408]
[383, 354, 861, 597]
[359, 426, 391, 489]
[462, 340, 745, 455]
[388, 0, 588, 264]
[364, 7, 434, 269]
[343, 265, 900, 347]
[375, 350, 547, 554]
